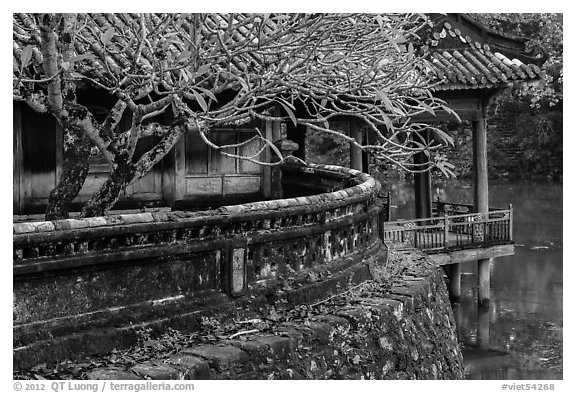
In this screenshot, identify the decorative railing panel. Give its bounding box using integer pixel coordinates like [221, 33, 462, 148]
[432, 199, 501, 216]
[383, 208, 513, 253]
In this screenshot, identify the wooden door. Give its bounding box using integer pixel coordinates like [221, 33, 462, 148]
[15, 103, 59, 214]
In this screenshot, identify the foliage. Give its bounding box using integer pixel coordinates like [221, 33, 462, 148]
[13, 13, 455, 218]
[481, 13, 563, 181]
[498, 101, 562, 180]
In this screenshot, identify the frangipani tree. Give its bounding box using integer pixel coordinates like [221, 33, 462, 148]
[13, 13, 455, 219]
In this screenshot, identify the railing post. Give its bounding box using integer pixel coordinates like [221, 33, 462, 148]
[443, 213, 449, 250]
[509, 203, 513, 241]
[386, 191, 391, 222]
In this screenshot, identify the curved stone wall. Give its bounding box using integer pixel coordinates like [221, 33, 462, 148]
[20, 243, 464, 380]
[13, 163, 385, 369]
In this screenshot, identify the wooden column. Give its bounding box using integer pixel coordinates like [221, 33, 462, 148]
[350, 119, 363, 171]
[362, 129, 370, 174]
[448, 264, 462, 303]
[413, 130, 431, 219]
[261, 119, 273, 198]
[473, 113, 491, 307]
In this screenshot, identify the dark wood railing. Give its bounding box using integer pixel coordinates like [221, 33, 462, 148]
[432, 198, 501, 216]
[383, 206, 513, 253]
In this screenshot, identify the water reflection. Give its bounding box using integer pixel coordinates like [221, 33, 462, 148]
[387, 180, 563, 380]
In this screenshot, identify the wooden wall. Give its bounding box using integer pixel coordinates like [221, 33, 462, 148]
[179, 127, 264, 205]
[13, 99, 268, 215]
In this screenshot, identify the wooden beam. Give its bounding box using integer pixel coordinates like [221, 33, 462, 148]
[411, 96, 483, 122]
[349, 119, 363, 171]
[428, 243, 514, 265]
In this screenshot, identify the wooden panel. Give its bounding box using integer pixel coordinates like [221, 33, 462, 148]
[186, 177, 222, 195]
[132, 135, 161, 195]
[161, 142, 176, 207]
[14, 103, 22, 213]
[210, 132, 236, 174]
[185, 131, 208, 175]
[54, 124, 63, 182]
[175, 135, 186, 200]
[238, 133, 262, 173]
[21, 106, 57, 201]
[224, 176, 261, 195]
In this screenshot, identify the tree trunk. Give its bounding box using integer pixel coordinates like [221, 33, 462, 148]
[45, 125, 91, 220]
[80, 160, 136, 218]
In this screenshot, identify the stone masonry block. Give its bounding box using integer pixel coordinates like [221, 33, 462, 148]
[85, 217, 107, 227]
[52, 220, 72, 231]
[336, 305, 375, 330]
[275, 324, 307, 346]
[66, 219, 90, 230]
[252, 335, 293, 359]
[182, 344, 249, 372]
[226, 339, 269, 363]
[86, 369, 142, 380]
[165, 354, 211, 379]
[120, 213, 154, 225]
[13, 223, 35, 234]
[33, 221, 55, 232]
[131, 362, 182, 380]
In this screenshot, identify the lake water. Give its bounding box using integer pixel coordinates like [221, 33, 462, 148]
[389, 180, 563, 380]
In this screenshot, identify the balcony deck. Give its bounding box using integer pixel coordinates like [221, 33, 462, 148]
[382, 201, 514, 265]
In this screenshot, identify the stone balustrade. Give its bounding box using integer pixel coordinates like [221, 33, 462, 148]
[13, 163, 386, 369]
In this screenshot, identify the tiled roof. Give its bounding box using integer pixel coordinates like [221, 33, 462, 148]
[423, 17, 545, 91]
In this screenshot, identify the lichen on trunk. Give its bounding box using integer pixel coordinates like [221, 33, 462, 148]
[45, 125, 91, 221]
